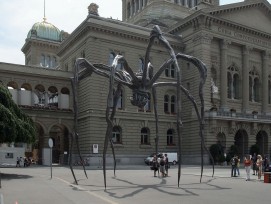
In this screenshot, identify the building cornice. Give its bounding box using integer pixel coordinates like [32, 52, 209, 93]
[58, 15, 184, 56]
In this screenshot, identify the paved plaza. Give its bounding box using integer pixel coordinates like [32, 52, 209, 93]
[0, 164, 270, 204]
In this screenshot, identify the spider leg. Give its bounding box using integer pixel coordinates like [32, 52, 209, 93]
[152, 87, 159, 155]
[69, 132, 78, 185]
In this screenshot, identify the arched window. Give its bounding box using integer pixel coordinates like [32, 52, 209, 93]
[112, 126, 122, 144]
[141, 127, 149, 144]
[227, 64, 240, 99]
[108, 52, 115, 66]
[249, 67, 260, 102]
[48, 86, 58, 107]
[167, 129, 175, 145]
[138, 58, 144, 73]
[171, 95, 176, 114]
[164, 95, 169, 113]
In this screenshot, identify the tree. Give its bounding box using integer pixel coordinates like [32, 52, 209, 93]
[0, 83, 35, 144]
[209, 143, 225, 164]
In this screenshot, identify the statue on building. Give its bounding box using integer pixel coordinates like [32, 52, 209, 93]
[88, 3, 99, 16]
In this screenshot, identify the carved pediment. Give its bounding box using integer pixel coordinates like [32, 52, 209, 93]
[208, 1, 271, 34]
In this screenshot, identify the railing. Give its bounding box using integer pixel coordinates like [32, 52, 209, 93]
[208, 110, 271, 121]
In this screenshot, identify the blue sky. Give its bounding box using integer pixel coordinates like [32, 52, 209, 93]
[0, 0, 270, 65]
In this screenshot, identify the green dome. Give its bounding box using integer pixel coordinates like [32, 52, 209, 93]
[27, 18, 61, 42]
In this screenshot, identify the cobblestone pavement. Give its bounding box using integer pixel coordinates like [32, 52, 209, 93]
[0, 165, 270, 204]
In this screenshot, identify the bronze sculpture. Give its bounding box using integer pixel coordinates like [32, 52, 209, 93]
[69, 25, 214, 188]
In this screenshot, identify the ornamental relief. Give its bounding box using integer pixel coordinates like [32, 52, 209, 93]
[192, 33, 213, 45]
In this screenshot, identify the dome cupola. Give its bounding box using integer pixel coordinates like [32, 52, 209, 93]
[27, 17, 61, 42]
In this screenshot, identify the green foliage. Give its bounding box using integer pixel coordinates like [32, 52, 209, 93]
[0, 84, 35, 144]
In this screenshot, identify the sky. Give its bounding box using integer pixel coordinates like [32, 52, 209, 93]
[0, 0, 270, 65]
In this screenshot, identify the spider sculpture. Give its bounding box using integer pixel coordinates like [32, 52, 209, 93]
[69, 25, 214, 188]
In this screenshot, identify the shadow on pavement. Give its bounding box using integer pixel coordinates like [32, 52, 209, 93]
[1, 173, 33, 180]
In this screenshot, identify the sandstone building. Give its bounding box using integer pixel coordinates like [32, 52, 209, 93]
[0, 0, 270, 165]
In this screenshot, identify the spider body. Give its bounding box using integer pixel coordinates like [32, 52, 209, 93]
[69, 25, 214, 189]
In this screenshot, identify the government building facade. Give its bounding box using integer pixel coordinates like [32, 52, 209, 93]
[0, 0, 271, 165]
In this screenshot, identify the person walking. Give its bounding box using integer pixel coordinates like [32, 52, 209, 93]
[159, 156, 166, 177]
[164, 154, 169, 176]
[256, 155, 263, 180]
[244, 155, 252, 181]
[252, 153, 258, 176]
[230, 155, 237, 177]
[236, 156, 240, 176]
[152, 155, 159, 177]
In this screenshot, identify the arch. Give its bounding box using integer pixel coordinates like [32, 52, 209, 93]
[61, 87, 70, 95]
[234, 129, 248, 159]
[256, 130, 268, 156]
[48, 86, 58, 107]
[48, 124, 70, 164]
[21, 83, 32, 91]
[141, 127, 150, 145]
[33, 122, 45, 164]
[7, 81, 18, 89]
[34, 84, 46, 106]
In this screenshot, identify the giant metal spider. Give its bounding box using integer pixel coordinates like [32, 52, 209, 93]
[69, 25, 214, 188]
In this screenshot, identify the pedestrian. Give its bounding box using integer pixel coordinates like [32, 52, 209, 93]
[230, 155, 237, 177]
[244, 155, 252, 181]
[252, 153, 258, 175]
[236, 156, 240, 176]
[164, 153, 169, 176]
[159, 156, 165, 177]
[152, 155, 159, 177]
[256, 154, 263, 180]
[16, 157, 21, 167]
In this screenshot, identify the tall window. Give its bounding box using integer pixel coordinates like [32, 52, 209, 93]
[141, 128, 149, 144]
[165, 63, 175, 78]
[40, 54, 45, 67]
[249, 67, 260, 102]
[138, 58, 144, 73]
[127, 3, 131, 17]
[164, 95, 169, 113]
[113, 88, 123, 109]
[171, 95, 176, 114]
[112, 126, 122, 144]
[108, 52, 115, 66]
[164, 94, 176, 114]
[167, 129, 174, 145]
[227, 64, 240, 99]
[138, 95, 151, 112]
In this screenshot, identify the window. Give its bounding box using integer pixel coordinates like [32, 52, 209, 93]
[171, 95, 176, 114]
[167, 129, 174, 145]
[108, 52, 115, 66]
[138, 58, 144, 73]
[227, 64, 240, 99]
[141, 127, 149, 144]
[249, 67, 260, 102]
[112, 126, 122, 144]
[165, 63, 175, 78]
[40, 54, 45, 67]
[164, 95, 169, 113]
[127, 3, 131, 17]
[5, 153, 14, 159]
[164, 94, 176, 114]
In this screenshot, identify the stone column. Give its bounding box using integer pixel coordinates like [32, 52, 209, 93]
[262, 51, 269, 114]
[242, 45, 251, 113]
[220, 39, 230, 111]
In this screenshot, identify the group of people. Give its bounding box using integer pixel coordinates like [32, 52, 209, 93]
[231, 153, 270, 181]
[16, 157, 32, 167]
[151, 154, 170, 177]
